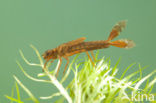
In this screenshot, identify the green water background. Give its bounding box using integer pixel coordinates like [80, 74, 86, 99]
[0, 0, 156, 102]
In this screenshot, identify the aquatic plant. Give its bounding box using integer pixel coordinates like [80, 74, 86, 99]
[5, 45, 156, 103]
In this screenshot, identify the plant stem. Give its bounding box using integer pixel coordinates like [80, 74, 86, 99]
[45, 70, 72, 103]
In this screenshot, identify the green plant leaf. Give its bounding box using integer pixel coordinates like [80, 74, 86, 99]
[15, 82, 21, 101]
[13, 76, 39, 103]
[5, 95, 23, 103]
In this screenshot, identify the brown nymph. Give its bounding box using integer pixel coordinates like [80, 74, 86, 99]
[42, 20, 135, 77]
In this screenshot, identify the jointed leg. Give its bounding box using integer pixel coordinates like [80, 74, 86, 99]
[47, 59, 54, 68]
[63, 57, 69, 75]
[90, 51, 96, 62]
[85, 51, 95, 66]
[56, 57, 62, 77]
[43, 59, 54, 72]
[43, 59, 50, 71]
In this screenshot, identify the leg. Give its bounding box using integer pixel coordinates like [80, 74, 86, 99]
[47, 59, 54, 68]
[43, 59, 54, 72]
[85, 51, 94, 66]
[56, 57, 62, 77]
[90, 51, 96, 62]
[43, 59, 50, 71]
[63, 57, 69, 75]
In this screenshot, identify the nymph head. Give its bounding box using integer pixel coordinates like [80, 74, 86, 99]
[42, 49, 57, 60]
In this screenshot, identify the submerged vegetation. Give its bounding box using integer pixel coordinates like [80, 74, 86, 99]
[5, 45, 156, 103]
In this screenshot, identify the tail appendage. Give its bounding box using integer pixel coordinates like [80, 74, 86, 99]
[107, 20, 135, 49]
[110, 39, 135, 49]
[108, 20, 126, 41]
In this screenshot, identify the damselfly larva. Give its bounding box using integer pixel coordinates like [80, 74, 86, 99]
[42, 20, 135, 77]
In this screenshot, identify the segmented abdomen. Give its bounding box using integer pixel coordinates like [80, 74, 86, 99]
[60, 40, 110, 57]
